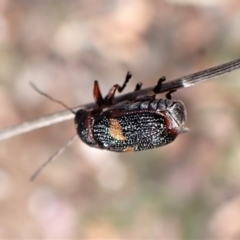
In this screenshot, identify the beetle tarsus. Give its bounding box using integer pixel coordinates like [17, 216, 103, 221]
[134, 82, 142, 91]
[166, 89, 176, 100]
[105, 72, 132, 104]
[153, 76, 166, 93]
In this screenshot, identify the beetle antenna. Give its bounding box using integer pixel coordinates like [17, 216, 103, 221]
[30, 82, 76, 115]
[30, 134, 78, 181]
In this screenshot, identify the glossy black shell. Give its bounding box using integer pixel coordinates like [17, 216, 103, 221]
[75, 98, 187, 152]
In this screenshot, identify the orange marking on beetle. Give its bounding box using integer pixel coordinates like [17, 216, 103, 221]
[124, 146, 134, 152]
[109, 119, 126, 141]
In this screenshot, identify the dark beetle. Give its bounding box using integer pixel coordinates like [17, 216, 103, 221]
[75, 73, 188, 152]
[30, 73, 189, 181]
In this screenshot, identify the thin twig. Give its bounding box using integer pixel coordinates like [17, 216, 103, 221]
[1, 57, 240, 141]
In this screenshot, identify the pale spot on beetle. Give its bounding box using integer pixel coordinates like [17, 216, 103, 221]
[124, 146, 134, 152]
[109, 118, 126, 141]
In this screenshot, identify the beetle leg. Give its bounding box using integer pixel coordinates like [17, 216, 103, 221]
[153, 76, 166, 93]
[93, 80, 104, 107]
[153, 76, 177, 99]
[134, 75, 165, 101]
[134, 82, 142, 91]
[105, 72, 132, 104]
[166, 89, 176, 100]
[119, 71, 132, 92]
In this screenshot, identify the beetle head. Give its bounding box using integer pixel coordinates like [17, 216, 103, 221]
[167, 100, 188, 133]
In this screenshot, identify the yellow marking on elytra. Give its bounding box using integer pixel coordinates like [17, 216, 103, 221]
[124, 146, 134, 152]
[109, 119, 126, 141]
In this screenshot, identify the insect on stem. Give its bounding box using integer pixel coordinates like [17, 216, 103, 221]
[1, 58, 240, 142]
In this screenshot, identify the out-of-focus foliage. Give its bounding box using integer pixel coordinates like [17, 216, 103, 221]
[0, 0, 240, 238]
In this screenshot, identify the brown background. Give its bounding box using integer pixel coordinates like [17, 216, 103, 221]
[1, 0, 240, 239]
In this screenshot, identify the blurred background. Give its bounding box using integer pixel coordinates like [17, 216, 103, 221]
[1, 0, 240, 238]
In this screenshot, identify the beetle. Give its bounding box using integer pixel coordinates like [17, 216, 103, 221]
[75, 72, 188, 152]
[30, 72, 189, 180]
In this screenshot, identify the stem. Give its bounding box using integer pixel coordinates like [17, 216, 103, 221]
[1, 57, 240, 141]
